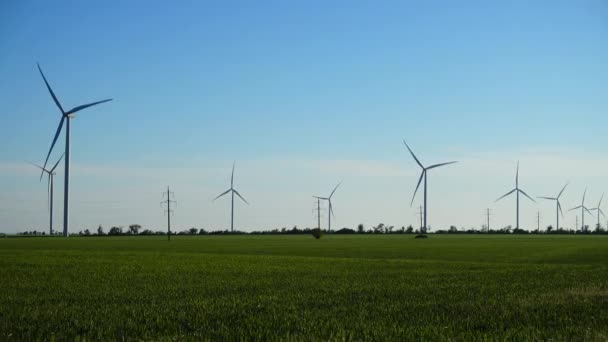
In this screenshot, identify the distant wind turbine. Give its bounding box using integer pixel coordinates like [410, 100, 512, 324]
[214, 162, 248, 232]
[569, 188, 593, 232]
[403, 140, 457, 234]
[38, 63, 113, 237]
[496, 161, 535, 230]
[313, 182, 341, 232]
[538, 182, 568, 231]
[589, 193, 605, 230]
[29, 154, 64, 235]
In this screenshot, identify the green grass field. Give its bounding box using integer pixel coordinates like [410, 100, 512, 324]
[1, 235, 607, 340]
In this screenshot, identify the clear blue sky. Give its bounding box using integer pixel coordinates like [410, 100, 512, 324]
[1, 1, 607, 233]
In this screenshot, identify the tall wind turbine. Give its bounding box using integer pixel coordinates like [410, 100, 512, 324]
[214, 162, 248, 232]
[589, 193, 605, 230]
[38, 63, 112, 237]
[313, 182, 341, 232]
[403, 140, 457, 234]
[538, 182, 568, 231]
[569, 188, 593, 232]
[29, 154, 64, 235]
[496, 162, 535, 230]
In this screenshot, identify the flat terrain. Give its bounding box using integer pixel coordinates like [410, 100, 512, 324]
[1, 235, 607, 340]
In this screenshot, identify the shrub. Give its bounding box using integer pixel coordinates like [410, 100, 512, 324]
[311, 228, 323, 239]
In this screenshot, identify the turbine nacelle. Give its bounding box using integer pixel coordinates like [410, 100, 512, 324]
[38, 63, 112, 173]
[314, 182, 341, 219]
[403, 140, 457, 206]
[538, 182, 568, 217]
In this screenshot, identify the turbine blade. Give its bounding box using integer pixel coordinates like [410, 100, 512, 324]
[558, 201, 563, 217]
[329, 200, 335, 218]
[41, 116, 65, 175]
[537, 196, 556, 200]
[495, 188, 516, 202]
[519, 189, 536, 202]
[569, 205, 582, 211]
[583, 188, 587, 204]
[585, 207, 593, 215]
[329, 182, 342, 198]
[598, 193, 604, 208]
[50, 154, 64, 173]
[233, 189, 249, 205]
[27, 162, 46, 173]
[66, 99, 112, 115]
[557, 182, 568, 198]
[231, 161, 235, 187]
[213, 189, 231, 201]
[427, 161, 458, 170]
[403, 140, 424, 168]
[410, 171, 425, 206]
[37, 63, 64, 114]
[600, 209, 606, 218]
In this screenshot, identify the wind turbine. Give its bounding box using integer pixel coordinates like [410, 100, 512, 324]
[214, 162, 248, 232]
[37, 63, 112, 237]
[569, 188, 593, 232]
[538, 182, 568, 231]
[29, 154, 64, 235]
[495, 161, 535, 230]
[403, 140, 457, 234]
[313, 182, 341, 232]
[589, 193, 605, 230]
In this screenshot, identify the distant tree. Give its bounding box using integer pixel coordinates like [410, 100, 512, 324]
[189, 227, 198, 235]
[335, 228, 355, 234]
[373, 223, 385, 234]
[385, 225, 394, 234]
[83, 229, 91, 236]
[594, 224, 605, 233]
[198, 228, 207, 235]
[405, 225, 414, 234]
[129, 224, 141, 235]
[357, 224, 364, 234]
[448, 225, 458, 233]
[97, 225, 105, 235]
[546, 225, 553, 233]
[108, 226, 123, 236]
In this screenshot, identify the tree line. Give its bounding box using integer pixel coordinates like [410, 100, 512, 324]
[15, 222, 608, 236]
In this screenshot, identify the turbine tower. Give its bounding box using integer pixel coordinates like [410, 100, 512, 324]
[538, 182, 568, 231]
[495, 161, 535, 230]
[403, 140, 457, 234]
[569, 188, 593, 232]
[589, 193, 605, 230]
[214, 162, 248, 232]
[38, 63, 112, 237]
[313, 182, 341, 232]
[29, 154, 64, 235]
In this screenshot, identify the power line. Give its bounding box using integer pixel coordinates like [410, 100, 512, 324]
[485, 208, 492, 233]
[160, 186, 176, 241]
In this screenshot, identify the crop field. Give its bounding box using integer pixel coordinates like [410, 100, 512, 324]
[1, 235, 607, 340]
